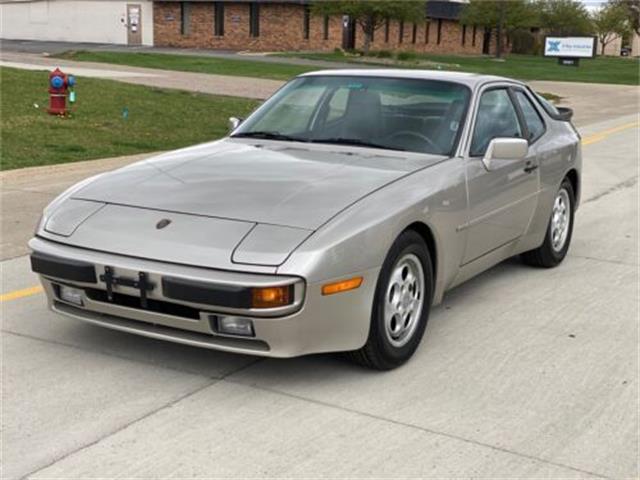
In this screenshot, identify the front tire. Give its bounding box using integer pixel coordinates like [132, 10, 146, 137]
[522, 178, 575, 268]
[349, 230, 433, 370]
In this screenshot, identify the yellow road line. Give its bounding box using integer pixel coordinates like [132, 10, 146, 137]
[0, 123, 636, 304]
[0, 285, 43, 302]
[582, 121, 638, 146]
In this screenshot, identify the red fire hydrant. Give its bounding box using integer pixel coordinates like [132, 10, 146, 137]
[48, 68, 76, 116]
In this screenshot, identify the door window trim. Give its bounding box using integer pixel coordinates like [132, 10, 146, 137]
[465, 83, 528, 158]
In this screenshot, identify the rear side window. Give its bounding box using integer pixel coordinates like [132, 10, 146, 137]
[532, 90, 560, 116]
[515, 91, 545, 142]
[470, 88, 523, 157]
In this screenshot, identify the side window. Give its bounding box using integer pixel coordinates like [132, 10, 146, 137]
[470, 88, 523, 157]
[515, 91, 545, 142]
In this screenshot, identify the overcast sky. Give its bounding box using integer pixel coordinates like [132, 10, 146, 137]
[579, 0, 606, 10]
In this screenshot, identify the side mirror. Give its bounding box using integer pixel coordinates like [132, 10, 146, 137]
[228, 117, 243, 132]
[482, 137, 528, 171]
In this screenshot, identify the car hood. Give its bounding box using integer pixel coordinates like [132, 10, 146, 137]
[72, 138, 443, 230]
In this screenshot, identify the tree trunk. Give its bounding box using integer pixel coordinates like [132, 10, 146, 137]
[363, 30, 372, 54]
[363, 14, 373, 54]
[496, 2, 505, 58]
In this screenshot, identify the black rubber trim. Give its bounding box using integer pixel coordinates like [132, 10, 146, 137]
[30, 252, 97, 283]
[162, 276, 252, 308]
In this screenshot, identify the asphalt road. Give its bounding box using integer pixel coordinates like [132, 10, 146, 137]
[1, 114, 638, 479]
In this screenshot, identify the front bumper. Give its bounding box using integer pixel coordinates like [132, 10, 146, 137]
[29, 237, 379, 357]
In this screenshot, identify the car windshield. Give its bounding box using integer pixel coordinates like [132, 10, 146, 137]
[233, 75, 471, 155]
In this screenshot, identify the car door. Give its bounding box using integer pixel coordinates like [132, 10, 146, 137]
[461, 85, 540, 264]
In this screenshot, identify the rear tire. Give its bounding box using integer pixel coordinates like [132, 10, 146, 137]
[349, 230, 433, 370]
[522, 178, 575, 268]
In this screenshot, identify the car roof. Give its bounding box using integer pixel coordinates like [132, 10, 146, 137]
[299, 69, 523, 88]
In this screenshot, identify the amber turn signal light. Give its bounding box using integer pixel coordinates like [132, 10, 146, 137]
[251, 285, 293, 309]
[321, 277, 363, 296]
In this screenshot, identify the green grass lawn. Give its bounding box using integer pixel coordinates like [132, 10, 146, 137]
[56, 49, 638, 85]
[54, 50, 313, 81]
[275, 51, 640, 85]
[0, 67, 259, 170]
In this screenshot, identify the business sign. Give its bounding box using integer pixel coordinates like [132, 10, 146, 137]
[544, 36, 596, 58]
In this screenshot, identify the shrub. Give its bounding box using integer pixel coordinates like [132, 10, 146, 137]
[373, 50, 393, 58]
[396, 51, 419, 62]
[510, 30, 536, 55]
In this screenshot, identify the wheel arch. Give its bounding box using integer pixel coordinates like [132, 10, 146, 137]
[403, 221, 437, 283]
[565, 168, 580, 207]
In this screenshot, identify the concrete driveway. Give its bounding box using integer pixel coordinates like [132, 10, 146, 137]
[1, 114, 638, 479]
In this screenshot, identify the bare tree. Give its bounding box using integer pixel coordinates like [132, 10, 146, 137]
[461, 0, 539, 58]
[312, 1, 426, 54]
[592, 2, 632, 55]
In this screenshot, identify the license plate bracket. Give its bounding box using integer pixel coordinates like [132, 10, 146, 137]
[99, 266, 156, 308]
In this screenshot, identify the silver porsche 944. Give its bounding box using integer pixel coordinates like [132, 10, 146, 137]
[30, 70, 581, 369]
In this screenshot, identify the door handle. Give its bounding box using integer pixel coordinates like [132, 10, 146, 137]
[524, 163, 538, 174]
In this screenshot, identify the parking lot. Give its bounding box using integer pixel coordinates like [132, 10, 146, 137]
[1, 109, 638, 478]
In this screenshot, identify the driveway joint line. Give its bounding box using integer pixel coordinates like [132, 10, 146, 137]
[16, 340, 263, 480]
[0, 186, 59, 196]
[19, 378, 222, 480]
[221, 377, 612, 480]
[6, 320, 611, 477]
[567, 254, 637, 267]
[0, 329, 228, 380]
[583, 176, 638, 204]
[0, 251, 33, 262]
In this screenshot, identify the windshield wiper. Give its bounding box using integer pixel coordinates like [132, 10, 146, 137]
[309, 137, 407, 152]
[232, 131, 305, 142]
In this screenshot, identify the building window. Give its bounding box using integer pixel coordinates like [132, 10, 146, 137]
[412, 23, 417, 44]
[323, 15, 329, 40]
[425, 20, 430, 43]
[213, 2, 224, 36]
[472, 25, 477, 46]
[180, 2, 190, 36]
[399, 20, 404, 43]
[303, 5, 310, 39]
[384, 18, 390, 43]
[462, 24, 466, 46]
[437, 19, 442, 45]
[249, 2, 260, 37]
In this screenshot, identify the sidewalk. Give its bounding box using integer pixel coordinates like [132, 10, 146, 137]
[2, 47, 638, 126]
[0, 50, 283, 100]
[0, 38, 357, 69]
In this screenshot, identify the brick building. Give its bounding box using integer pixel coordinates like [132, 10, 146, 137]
[153, 0, 503, 55]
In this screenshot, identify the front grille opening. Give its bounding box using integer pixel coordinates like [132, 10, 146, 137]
[85, 288, 202, 320]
